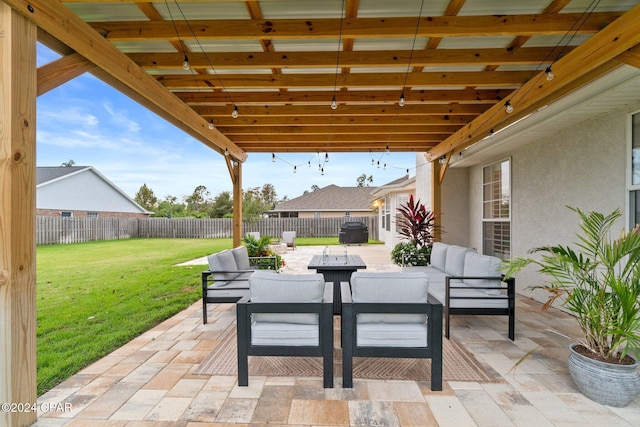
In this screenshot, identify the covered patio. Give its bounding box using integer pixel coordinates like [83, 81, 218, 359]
[3, 1, 640, 426]
[34, 245, 640, 426]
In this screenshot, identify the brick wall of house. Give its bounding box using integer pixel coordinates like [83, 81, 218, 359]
[36, 209, 149, 219]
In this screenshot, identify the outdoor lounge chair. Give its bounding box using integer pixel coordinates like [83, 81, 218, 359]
[341, 272, 443, 390]
[236, 271, 334, 388]
[201, 246, 277, 323]
[282, 230, 296, 249]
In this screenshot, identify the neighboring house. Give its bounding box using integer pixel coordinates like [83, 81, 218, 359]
[37, 166, 151, 218]
[370, 175, 416, 248]
[414, 65, 640, 304]
[269, 184, 374, 218]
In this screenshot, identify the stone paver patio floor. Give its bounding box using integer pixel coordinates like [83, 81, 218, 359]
[34, 245, 640, 426]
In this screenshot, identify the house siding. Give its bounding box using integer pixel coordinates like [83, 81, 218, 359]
[37, 168, 148, 215]
[37, 209, 148, 219]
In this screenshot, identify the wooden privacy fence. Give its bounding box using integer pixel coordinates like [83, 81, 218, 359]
[36, 216, 378, 245]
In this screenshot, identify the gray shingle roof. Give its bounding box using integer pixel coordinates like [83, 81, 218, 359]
[36, 166, 89, 185]
[272, 185, 375, 212]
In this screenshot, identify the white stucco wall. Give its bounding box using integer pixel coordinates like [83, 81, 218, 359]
[415, 153, 470, 247]
[465, 103, 633, 298]
[38, 169, 145, 213]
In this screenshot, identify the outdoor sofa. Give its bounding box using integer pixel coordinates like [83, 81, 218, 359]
[201, 246, 277, 324]
[404, 242, 515, 340]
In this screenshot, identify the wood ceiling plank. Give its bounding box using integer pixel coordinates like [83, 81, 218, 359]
[128, 47, 566, 69]
[37, 52, 97, 96]
[3, 0, 247, 161]
[158, 70, 532, 89]
[428, 3, 640, 161]
[90, 13, 622, 41]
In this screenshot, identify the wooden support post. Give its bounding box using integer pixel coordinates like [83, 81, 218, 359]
[227, 158, 243, 248]
[0, 4, 38, 426]
[431, 159, 442, 243]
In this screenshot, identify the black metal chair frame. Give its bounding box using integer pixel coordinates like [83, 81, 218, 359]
[340, 282, 443, 391]
[236, 282, 334, 388]
[201, 255, 277, 324]
[444, 275, 516, 341]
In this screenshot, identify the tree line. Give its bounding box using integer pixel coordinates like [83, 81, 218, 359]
[133, 173, 373, 222]
[134, 183, 284, 222]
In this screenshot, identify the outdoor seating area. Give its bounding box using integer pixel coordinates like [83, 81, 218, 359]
[404, 242, 516, 341]
[34, 245, 640, 426]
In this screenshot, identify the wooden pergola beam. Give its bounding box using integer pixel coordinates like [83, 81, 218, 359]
[218, 124, 462, 135]
[90, 13, 622, 41]
[209, 115, 476, 127]
[618, 45, 640, 69]
[3, 0, 247, 162]
[128, 46, 572, 70]
[193, 104, 489, 117]
[157, 70, 539, 90]
[37, 52, 96, 96]
[178, 88, 513, 105]
[427, 4, 640, 162]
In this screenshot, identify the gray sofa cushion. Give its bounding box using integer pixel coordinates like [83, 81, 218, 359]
[444, 245, 474, 276]
[249, 271, 325, 324]
[231, 246, 251, 271]
[251, 321, 319, 346]
[430, 242, 448, 271]
[356, 322, 427, 347]
[463, 252, 503, 296]
[207, 250, 239, 283]
[350, 272, 429, 323]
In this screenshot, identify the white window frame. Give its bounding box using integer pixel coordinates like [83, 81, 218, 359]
[627, 109, 640, 229]
[482, 158, 511, 258]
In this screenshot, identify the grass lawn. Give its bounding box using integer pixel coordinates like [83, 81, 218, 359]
[36, 238, 225, 395]
[35, 236, 370, 395]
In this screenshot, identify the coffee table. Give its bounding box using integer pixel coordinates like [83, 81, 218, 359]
[308, 253, 366, 314]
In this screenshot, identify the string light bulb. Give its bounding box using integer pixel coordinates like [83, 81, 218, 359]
[293, 165, 297, 173]
[438, 156, 447, 165]
[272, 153, 276, 162]
[545, 66, 555, 81]
[505, 101, 514, 114]
[331, 96, 338, 110]
[321, 167, 324, 176]
[371, 158, 374, 165]
[308, 160, 311, 167]
[399, 92, 406, 107]
[208, 119, 214, 129]
[231, 105, 239, 119]
[224, 148, 229, 157]
[325, 153, 329, 162]
[385, 145, 390, 155]
[383, 163, 387, 170]
[182, 54, 190, 71]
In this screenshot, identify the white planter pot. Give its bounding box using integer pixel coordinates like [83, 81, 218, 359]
[568, 343, 640, 407]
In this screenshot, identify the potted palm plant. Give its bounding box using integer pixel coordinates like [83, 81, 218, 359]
[503, 207, 640, 407]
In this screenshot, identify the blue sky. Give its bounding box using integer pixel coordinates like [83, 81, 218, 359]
[36, 44, 418, 201]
